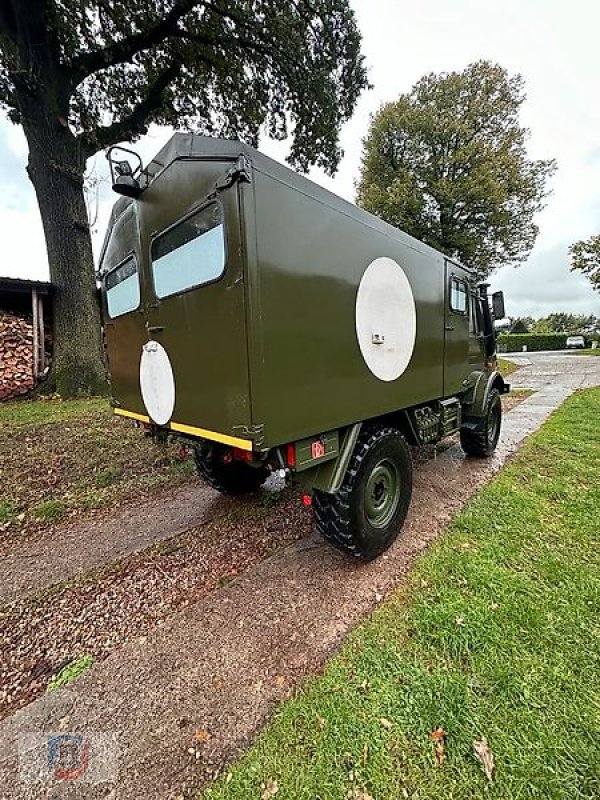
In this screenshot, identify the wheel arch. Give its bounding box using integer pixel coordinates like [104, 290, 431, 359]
[462, 369, 509, 418]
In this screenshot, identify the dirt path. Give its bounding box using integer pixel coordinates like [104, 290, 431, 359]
[0, 483, 223, 604]
[2, 352, 599, 798]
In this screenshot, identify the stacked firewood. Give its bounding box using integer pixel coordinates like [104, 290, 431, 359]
[0, 313, 35, 400]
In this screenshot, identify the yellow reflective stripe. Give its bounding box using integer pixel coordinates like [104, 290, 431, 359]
[113, 408, 253, 451]
[114, 408, 150, 424]
[169, 421, 253, 451]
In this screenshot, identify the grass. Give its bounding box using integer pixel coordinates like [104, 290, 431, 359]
[497, 357, 519, 376]
[203, 388, 600, 800]
[47, 654, 94, 691]
[0, 397, 195, 536]
[571, 348, 600, 356]
[0, 396, 107, 430]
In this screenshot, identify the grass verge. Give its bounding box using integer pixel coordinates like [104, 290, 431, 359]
[571, 349, 600, 356]
[497, 357, 519, 376]
[203, 388, 600, 800]
[0, 397, 194, 535]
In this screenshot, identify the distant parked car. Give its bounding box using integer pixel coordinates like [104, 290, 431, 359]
[566, 335, 586, 349]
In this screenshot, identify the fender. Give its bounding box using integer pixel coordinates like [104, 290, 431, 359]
[462, 369, 510, 418]
[294, 423, 362, 494]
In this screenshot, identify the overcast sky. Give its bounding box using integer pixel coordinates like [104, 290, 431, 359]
[1, 0, 599, 319]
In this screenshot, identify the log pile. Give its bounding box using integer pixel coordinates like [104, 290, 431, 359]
[0, 312, 36, 400]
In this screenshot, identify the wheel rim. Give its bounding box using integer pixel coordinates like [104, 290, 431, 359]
[364, 458, 401, 528]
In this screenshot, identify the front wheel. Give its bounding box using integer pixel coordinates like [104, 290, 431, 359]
[313, 426, 413, 560]
[460, 388, 502, 458]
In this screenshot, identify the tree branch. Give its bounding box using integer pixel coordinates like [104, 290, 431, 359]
[81, 57, 183, 151]
[70, 0, 203, 81]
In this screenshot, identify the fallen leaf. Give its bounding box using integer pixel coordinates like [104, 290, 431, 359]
[380, 717, 393, 729]
[429, 727, 447, 742]
[348, 790, 374, 800]
[275, 675, 285, 687]
[434, 740, 445, 768]
[192, 730, 211, 743]
[261, 778, 279, 799]
[430, 727, 447, 768]
[455, 616, 465, 626]
[473, 736, 495, 783]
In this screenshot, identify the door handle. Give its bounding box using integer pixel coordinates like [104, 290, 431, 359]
[145, 322, 164, 334]
[445, 325, 455, 332]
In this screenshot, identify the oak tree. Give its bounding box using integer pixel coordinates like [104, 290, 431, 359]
[570, 234, 600, 292]
[357, 61, 556, 280]
[0, 0, 367, 396]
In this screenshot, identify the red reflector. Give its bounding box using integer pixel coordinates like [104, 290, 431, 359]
[233, 447, 252, 462]
[286, 443, 296, 468]
[302, 494, 312, 507]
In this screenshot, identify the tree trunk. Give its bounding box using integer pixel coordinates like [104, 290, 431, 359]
[21, 108, 107, 398]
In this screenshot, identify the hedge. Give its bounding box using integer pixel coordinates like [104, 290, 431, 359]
[497, 333, 568, 352]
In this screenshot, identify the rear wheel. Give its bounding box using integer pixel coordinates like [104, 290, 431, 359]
[460, 388, 502, 457]
[194, 441, 269, 495]
[313, 426, 413, 560]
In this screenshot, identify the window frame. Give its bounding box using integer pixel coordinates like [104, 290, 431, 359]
[149, 199, 227, 302]
[104, 252, 141, 320]
[449, 276, 469, 315]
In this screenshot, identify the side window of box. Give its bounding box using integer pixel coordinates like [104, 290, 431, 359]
[105, 255, 140, 319]
[449, 277, 468, 314]
[151, 203, 225, 299]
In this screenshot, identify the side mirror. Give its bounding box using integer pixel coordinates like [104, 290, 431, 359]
[107, 145, 144, 198]
[492, 291, 505, 320]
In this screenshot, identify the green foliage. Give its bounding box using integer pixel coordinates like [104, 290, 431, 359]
[203, 389, 600, 800]
[33, 499, 67, 522]
[357, 61, 556, 279]
[48, 654, 94, 691]
[530, 312, 597, 335]
[0, 1, 368, 173]
[570, 234, 600, 292]
[497, 333, 567, 352]
[509, 318, 529, 334]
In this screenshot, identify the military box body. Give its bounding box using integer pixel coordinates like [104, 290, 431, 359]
[100, 134, 481, 451]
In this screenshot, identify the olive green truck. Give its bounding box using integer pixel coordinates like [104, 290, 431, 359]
[100, 134, 509, 560]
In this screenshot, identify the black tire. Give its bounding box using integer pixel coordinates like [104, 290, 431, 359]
[460, 388, 502, 458]
[313, 426, 413, 561]
[193, 441, 269, 495]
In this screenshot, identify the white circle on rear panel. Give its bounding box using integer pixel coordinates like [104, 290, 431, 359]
[139, 340, 176, 425]
[355, 257, 417, 382]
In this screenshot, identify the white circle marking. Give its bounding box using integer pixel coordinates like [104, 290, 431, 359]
[139, 340, 176, 425]
[355, 257, 417, 382]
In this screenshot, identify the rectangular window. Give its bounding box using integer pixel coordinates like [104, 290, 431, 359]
[450, 277, 468, 314]
[151, 204, 226, 299]
[105, 255, 140, 319]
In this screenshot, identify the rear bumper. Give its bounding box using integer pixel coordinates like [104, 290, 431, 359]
[113, 408, 253, 451]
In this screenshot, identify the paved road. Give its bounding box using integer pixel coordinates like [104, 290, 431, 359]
[1, 354, 599, 799]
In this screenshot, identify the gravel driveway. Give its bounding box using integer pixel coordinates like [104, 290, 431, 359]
[1, 354, 599, 799]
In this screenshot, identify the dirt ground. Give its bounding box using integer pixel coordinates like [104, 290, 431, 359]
[1, 354, 599, 798]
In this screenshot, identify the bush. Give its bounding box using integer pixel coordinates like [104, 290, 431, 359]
[497, 333, 567, 352]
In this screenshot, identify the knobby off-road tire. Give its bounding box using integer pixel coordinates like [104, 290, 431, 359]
[194, 441, 269, 495]
[460, 388, 502, 458]
[313, 426, 413, 561]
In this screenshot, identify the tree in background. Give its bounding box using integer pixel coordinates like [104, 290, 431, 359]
[0, 1, 367, 396]
[530, 313, 597, 335]
[510, 318, 530, 334]
[570, 235, 600, 292]
[357, 61, 556, 280]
